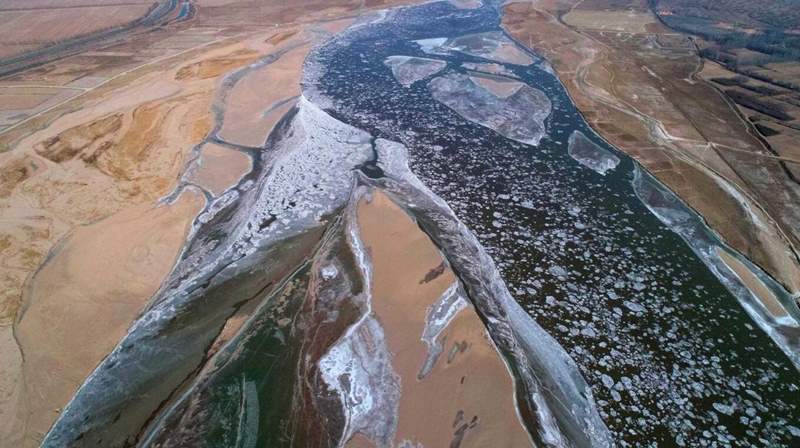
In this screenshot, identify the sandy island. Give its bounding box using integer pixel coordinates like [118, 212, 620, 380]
[357, 190, 533, 447]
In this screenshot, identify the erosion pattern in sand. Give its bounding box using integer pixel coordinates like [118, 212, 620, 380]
[0, 1, 413, 446]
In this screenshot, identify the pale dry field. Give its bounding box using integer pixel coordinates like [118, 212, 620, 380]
[0, 3, 155, 59]
[562, 9, 657, 33]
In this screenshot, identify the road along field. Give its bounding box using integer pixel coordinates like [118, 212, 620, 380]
[503, 0, 800, 296]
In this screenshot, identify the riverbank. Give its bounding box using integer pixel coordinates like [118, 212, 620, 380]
[501, 0, 800, 297]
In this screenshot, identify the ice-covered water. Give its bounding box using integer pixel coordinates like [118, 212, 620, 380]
[307, 1, 800, 446]
[568, 130, 620, 175]
[384, 55, 447, 87]
[429, 72, 551, 145]
[372, 138, 613, 447]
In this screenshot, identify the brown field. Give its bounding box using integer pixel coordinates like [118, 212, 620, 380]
[0, 3, 155, 59]
[700, 57, 800, 179]
[765, 62, 800, 77]
[503, 0, 800, 294]
[748, 63, 800, 91]
[562, 9, 657, 33]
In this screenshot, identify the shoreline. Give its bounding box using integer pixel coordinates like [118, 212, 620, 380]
[501, 0, 800, 295]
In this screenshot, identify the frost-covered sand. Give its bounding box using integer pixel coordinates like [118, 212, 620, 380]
[0, 5, 392, 446]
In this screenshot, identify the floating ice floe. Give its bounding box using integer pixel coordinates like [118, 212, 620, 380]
[449, 0, 482, 9]
[384, 55, 447, 88]
[372, 139, 613, 448]
[416, 31, 534, 66]
[429, 72, 551, 146]
[567, 130, 620, 175]
[462, 61, 519, 78]
[469, 74, 524, 98]
[414, 37, 448, 55]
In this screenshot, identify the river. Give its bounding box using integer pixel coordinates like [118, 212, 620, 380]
[43, 1, 800, 447]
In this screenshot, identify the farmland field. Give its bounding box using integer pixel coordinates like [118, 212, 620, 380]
[0, 2, 157, 59]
